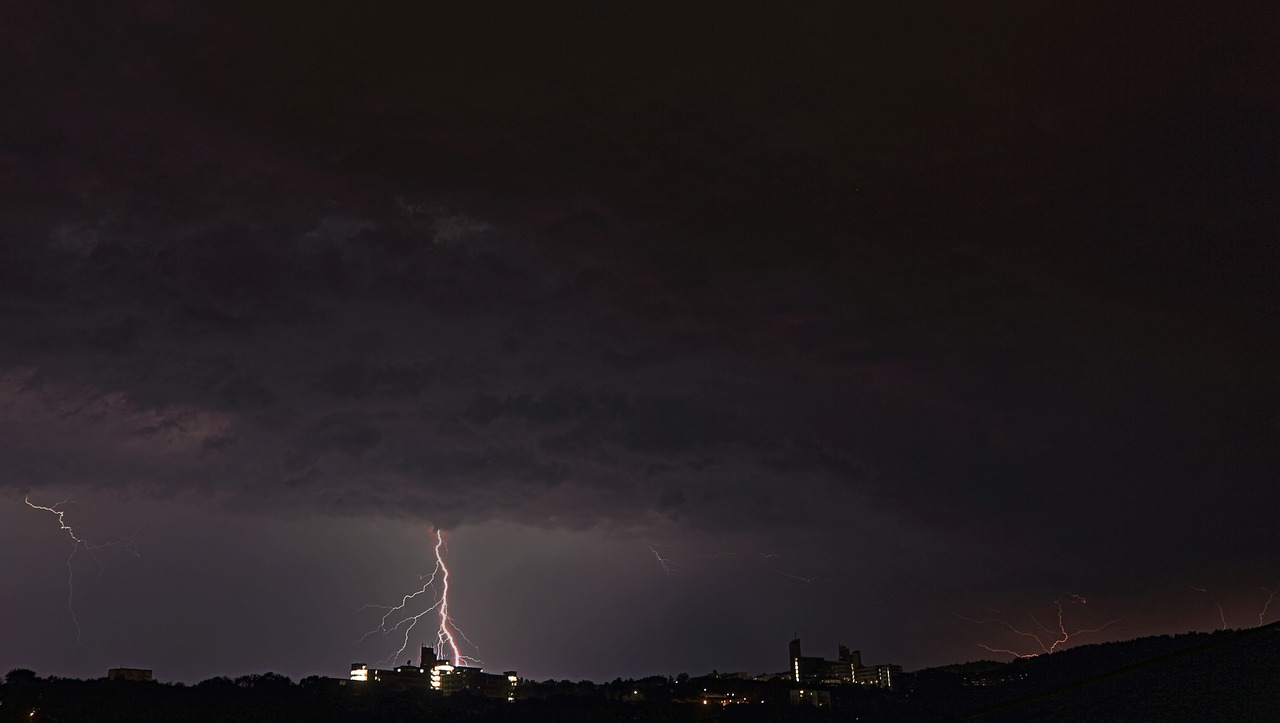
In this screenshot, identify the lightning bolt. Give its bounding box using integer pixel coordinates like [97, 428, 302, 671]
[24, 497, 140, 644]
[751, 549, 828, 582]
[1258, 586, 1277, 627]
[772, 569, 827, 584]
[955, 594, 1127, 659]
[648, 545, 676, 577]
[359, 529, 478, 667]
[433, 530, 465, 666]
[645, 546, 829, 582]
[1186, 582, 1228, 630]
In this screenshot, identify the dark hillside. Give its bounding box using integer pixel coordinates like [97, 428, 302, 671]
[947, 621, 1280, 721]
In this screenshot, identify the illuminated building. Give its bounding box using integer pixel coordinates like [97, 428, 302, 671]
[349, 646, 518, 700]
[789, 638, 855, 685]
[347, 660, 432, 689]
[855, 663, 901, 688]
[788, 638, 901, 688]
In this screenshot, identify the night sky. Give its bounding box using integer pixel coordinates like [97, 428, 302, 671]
[2, 1, 1276, 684]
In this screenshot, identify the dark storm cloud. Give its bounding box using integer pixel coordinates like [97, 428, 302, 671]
[312, 361, 428, 399]
[2, 0, 1276, 614]
[0, 84, 878, 536]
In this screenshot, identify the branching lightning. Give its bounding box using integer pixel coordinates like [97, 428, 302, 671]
[433, 530, 465, 666]
[359, 529, 478, 667]
[955, 594, 1127, 659]
[24, 496, 140, 644]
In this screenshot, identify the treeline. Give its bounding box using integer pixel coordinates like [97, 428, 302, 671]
[4, 624, 1278, 722]
[0, 670, 703, 723]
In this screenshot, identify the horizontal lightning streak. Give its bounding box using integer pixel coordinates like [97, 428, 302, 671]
[772, 569, 825, 583]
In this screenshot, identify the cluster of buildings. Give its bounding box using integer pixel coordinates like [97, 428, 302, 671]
[779, 638, 902, 707]
[345, 636, 898, 708]
[348, 646, 517, 700]
[788, 638, 902, 688]
[663, 639, 904, 710]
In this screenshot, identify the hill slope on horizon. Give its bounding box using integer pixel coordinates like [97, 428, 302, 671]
[898, 621, 1280, 721]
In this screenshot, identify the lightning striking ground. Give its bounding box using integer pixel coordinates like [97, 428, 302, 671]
[432, 530, 465, 666]
[359, 529, 478, 667]
[1258, 586, 1277, 627]
[955, 594, 1127, 659]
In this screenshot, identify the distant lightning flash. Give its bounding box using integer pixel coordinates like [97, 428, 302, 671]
[772, 569, 826, 584]
[955, 594, 1127, 659]
[360, 529, 478, 667]
[24, 496, 139, 644]
[645, 546, 829, 582]
[1258, 586, 1277, 627]
[648, 545, 676, 577]
[1187, 582, 1228, 630]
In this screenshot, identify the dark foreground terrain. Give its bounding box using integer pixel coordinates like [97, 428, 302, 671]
[4, 623, 1278, 722]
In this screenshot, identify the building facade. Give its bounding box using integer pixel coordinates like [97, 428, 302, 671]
[350, 646, 517, 700]
[788, 638, 900, 689]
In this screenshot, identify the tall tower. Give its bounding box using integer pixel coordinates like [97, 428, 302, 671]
[838, 645, 862, 667]
[421, 645, 440, 668]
